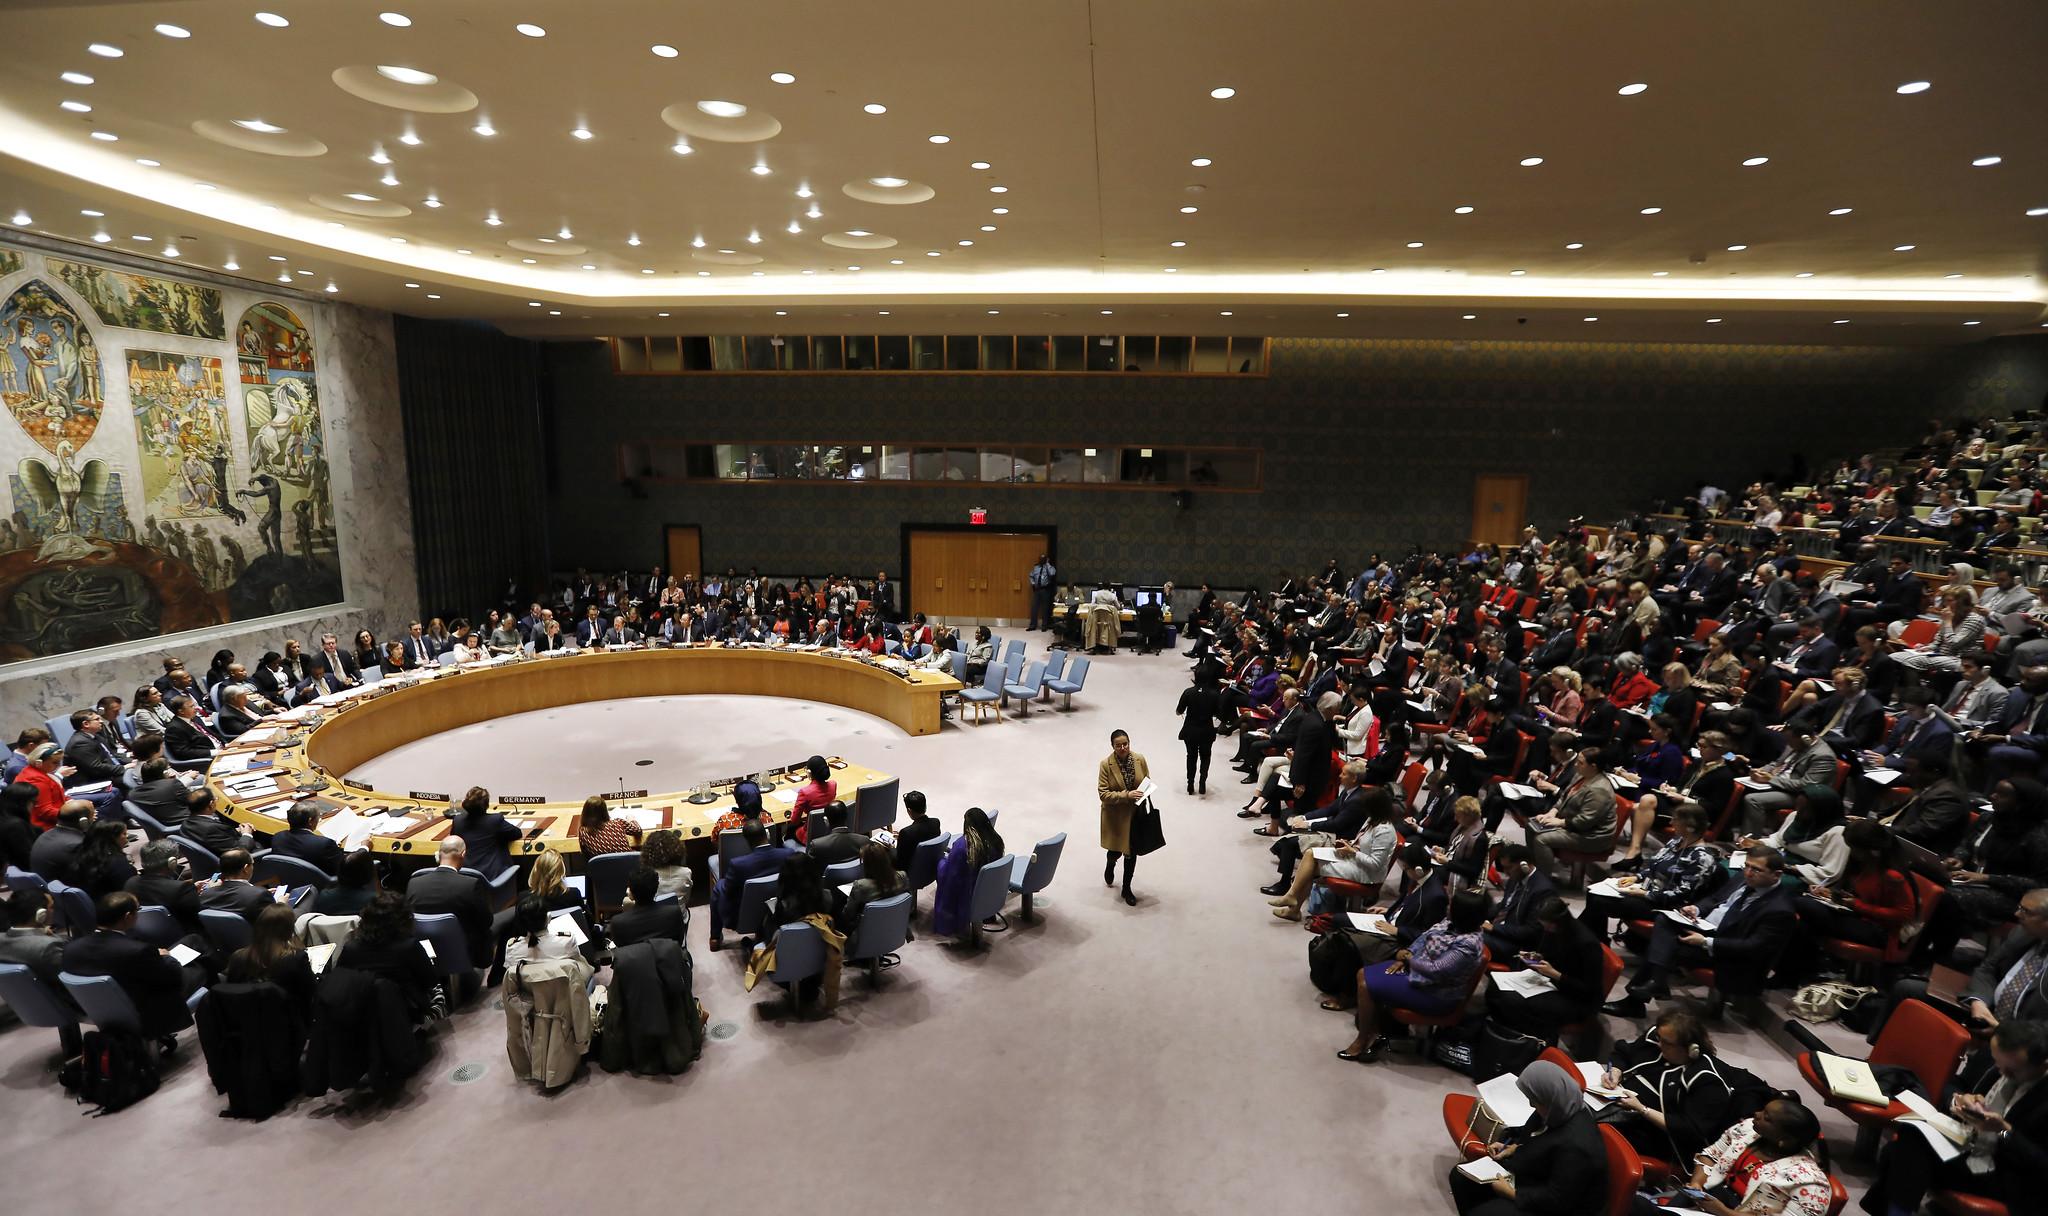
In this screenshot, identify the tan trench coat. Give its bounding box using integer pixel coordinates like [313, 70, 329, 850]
[1098, 751, 1150, 852]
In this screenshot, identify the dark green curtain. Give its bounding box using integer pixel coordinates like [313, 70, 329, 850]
[393, 315, 548, 621]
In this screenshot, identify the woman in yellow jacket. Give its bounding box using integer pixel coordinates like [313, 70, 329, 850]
[1098, 728, 1151, 906]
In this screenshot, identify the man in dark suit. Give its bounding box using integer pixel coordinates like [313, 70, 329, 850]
[1871, 752, 1974, 854]
[1839, 554, 1924, 641]
[1607, 846, 1797, 1017]
[268, 802, 344, 877]
[315, 633, 360, 685]
[179, 790, 251, 858]
[600, 615, 641, 646]
[1865, 887, 2048, 1042]
[216, 689, 262, 740]
[1283, 692, 1343, 820]
[1978, 665, 2048, 785]
[61, 709, 125, 789]
[575, 606, 606, 648]
[125, 839, 203, 934]
[1774, 613, 1840, 680]
[408, 837, 493, 966]
[401, 620, 434, 668]
[28, 801, 90, 879]
[709, 822, 794, 951]
[127, 758, 192, 829]
[806, 803, 866, 867]
[163, 695, 222, 763]
[1481, 843, 1559, 957]
[1788, 669, 1884, 754]
[62, 891, 205, 1048]
[293, 659, 350, 703]
[1860, 1019, 2048, 1216]
[200, 849, 275, 921]
[892, 790, 943, 870]
[607, 867, 686, 946]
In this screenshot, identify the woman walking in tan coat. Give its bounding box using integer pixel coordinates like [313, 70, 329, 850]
[1098, 728, 1151, 905]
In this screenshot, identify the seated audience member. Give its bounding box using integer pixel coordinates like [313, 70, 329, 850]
[1523, 746, 1619, 877]
[1606, 847, 1797, 1019]
[0, 781, 31, 872]
[1314, 845, 1453, 1012]
[180, 789, 252, 857]
[408, 836, 492, 990]
[163, 695, 224, 762]
[1861, 1020, 2048, 1216]
[746, 851, 842, 1006]
[131, 686, 176, 738]
[1741, 784, 1848, 887]
[805, 801, 867, 867]
[1434, 795, 1492, 892]
[1446, 1059, 1608, 1216]
[216, 689, 262, 739]
[125, 838, 202, 934]
[577, 794, 643, 856]
[838, 839, 906, 936]
[127, 757, 192, 829]
[62, 820, 137, 901]
[1917, 783, 2048, 963]
[1787, 666, 1883, 756]
[1738, 725, 1839, 836]
[331, 891, 443, 1022]
[892, 789, 941, 871]
[63, 891, 206, 1051]
[1666, 1098, 1832, 1216]
[609, 867, 685, 947]
[4, 727, 55, 784]
[311, 849, 379, 916]
[1625, 713, 1686, 789]
[447, 785, 522, 881]
[201, 849, 275, 921]
[639, 828, 692, 904]
[1481, 843, 1561, 958]
[790, 755, 837, 845]
[1266, 785, 1401, 921]
[18, 743, 71, 831]
[1262, 759, 1373, 891]
[61, 710, 127, 805]
[932, 807, 1005, 940]
[1868, 751, 1973, 855]
[709, 821, 795, 951]
[1484, 895, 1606, 1044]
[0, 889, 77, 1049]
[1338, 886, 1489, 1062]
[224, 902, 316, 1021]
[1579, 803, 1720, 939]
[713, 779, 771, 837]
[1598, 1010, 1762, 1163]
[28, 800, 92, 879]
[1777, 819, 1914, 982]
[1619, 730, 1737, 866]
[502, 893, 583, 967]
[269, 802, 345, 876]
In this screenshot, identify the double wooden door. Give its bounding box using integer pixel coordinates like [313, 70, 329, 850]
[665, 525, 702, 579]
[908, 530, 1045, 621]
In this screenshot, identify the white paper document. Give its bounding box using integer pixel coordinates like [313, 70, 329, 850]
[1488, 969, 1557, 997]
[1475, 1072, 1535, 1127]
[168, 943, 201, 965]
[1311, 847, 1340, 863]
[306, 942, 338, 975]
[1585, 878, 1628, 899]
[546, 909, 590, 947]
[1455, 1157, 1510, 1183]
[612, 807, 665, 831]
[1346, 912, 1397, 936]
[1136, 777, 1159, 800]
[1862, 767, 1903, 786]
[1497, 783, 1544, 800]
[209, 753, 255, 775]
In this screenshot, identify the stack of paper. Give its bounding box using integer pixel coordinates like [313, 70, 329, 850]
[1586, 878, 1627, 899]
[370, 817, 420, 837]
[209, 753, 256, 776]
[1454, 1157, 1509, 1183]
[1346, 912, 1397, 936]
[1895, 1090, 1968, 1162]
[314, 809, 381, 852]
[612, 807, 664, 831]
[1497, 782, 1544, 800]
[1863, 767, 1903, 786]
[1489, 969, 1557, 997]
[1475, 1071, 1536, 1126]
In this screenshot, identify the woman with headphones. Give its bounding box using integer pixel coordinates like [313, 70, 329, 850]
[1598, 1009, 1770, 1165]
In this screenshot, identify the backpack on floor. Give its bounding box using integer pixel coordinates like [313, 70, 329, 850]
[74, 1029, 160, 1115]
[1308, 930, 1364, 997]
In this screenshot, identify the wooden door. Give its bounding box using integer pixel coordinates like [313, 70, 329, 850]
[665, 525, 702, 579]
[909, 531, 965, 618]
[1470, 476, 1528, 547]
[907, 530, 1045, 621]
[979, 532, 1042, 621]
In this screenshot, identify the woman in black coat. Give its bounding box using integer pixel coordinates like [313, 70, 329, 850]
[1483, 896, 1606, 1043]
[1450, 1059, 1608, 1216]
[1175, 674, 1223, 795]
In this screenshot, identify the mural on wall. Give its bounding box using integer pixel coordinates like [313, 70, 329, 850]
[0, 248, 20, 277]
[50, 258, 225, 340]
[0, 246, 345, 663]
[1, 278, 105, 455]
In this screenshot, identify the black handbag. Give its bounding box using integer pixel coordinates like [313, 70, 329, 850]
[1128, 797, 1166, 856]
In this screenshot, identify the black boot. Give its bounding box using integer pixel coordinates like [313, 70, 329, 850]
[1104, 851, 1118, 887]
[1121, 854, 1138, 906]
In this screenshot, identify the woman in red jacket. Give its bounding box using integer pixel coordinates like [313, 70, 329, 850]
[1782, 818, 1916, 982]
[790, 754, 837, 844]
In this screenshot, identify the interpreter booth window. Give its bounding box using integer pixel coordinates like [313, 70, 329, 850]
[810, 336, 845, 370]
[1012, 447, 1049, 483]
[713, 444, 750, 479]
[910, 448, 947, 481]
[979, 448, 1017, 482]
[979, 335, 1015, 370]
[946, 336, 979, 370]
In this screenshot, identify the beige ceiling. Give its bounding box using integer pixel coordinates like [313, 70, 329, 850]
[2, 0, 2046, 344]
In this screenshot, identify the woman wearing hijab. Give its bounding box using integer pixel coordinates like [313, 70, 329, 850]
[1448, 1059, 1608, 1215]
[931, 807, 1004, 940]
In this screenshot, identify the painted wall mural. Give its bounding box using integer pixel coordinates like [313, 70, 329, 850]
[0, 245, 344, 663]
[51, 258, 225, 340]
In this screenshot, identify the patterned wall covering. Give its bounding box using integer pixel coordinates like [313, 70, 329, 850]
[541, 334, 2048, 592]
[0, 237, 419, 725]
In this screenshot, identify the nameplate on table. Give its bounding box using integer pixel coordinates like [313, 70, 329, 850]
[408, 790, 450, 803]
[341, 777, 373, 791]
[498, 794, 547, 806]
[601, 789, 650, 800]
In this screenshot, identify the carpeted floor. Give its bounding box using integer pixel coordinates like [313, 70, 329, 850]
[0, 640, 1880, 1213]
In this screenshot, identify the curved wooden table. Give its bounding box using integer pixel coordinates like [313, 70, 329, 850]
[203, 646, 955, 859]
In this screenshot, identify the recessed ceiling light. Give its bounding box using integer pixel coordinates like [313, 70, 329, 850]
[869, 176, 907, 188]
[1162, 267, 1177, 273]
[1170, 240, 1186, 247]
[650, 43, 679, 57]
[990, 185, 1009, 193]
[8, 211, 29, 226]
[520, 257, 536, 264]
[1895, 80, 1930, 94]
[276, 272, 291, 282]
[88, 43, 123, 57]
[1972, 155, 2002, 167]
[1191, 157, 1212, 167]
[928, 134, 950, 144]
[1726, 244, 1748, 251]
[376, 65, 437, 85]
[627, 235, 641, 246]
[746, 231, 762, 244]
[570, 127, 593, 140]
[61, 71, 93, 85]
[878, 310, 890, 315]
[60, 100, 91, 113]
[690, 235, 705, 247]
[991, 207, 1008, 214]
[548, 310, 561, 316]
[862, 103, 887, 114]
[1209, 87, 1235, 99]
[1794, 271, 1814, 278]
[222, 257, 240, 271]
[423, 195, 441, 208]
[515, 23, 546, 37]
[787, 220, 802, 234]
[1405, 241, 1424, 248]
[79, 208, 103, 217]
[775, 310, 788, 316]
[957, 239, 973, 246]
[344, 192, 378, 201]
[1639, 206, 1661, 215]
[1508, 269, 1526, 276]
[1617, 82, 1648, 95]
[266, 254, 287, 261]
[1101, 310, 1113, 315]
[980, 224, 996, 232]
[672, 141, 693, 155]
[485, 211, 501, 226]
[527, 301, 541, 307]
[378, 13, 411, 28]
[1334, 312, 1347, 318]
[1894, 244, 1916, 252]
[750, 163, 771, 175]
[472, 120, 496, 137]
[192, 182, 216, 190]
[380, 171, 399, 187]
[456, 248, 471, 254]
[987, 310, 999, 315]
[582, 263, 595, 269]
[846, 228, 873, 237]
[155, 23, 190, 37]
[1828, 207, 1853, 216]
[230, 116, 285, 133]
[1564, 242, 1584, 250]
[398, 131, 421, 145]
[255, 12, 288, 27]
[369, 149, 391, 164]
[970, 160, 991, 169]
[1180, 205, 1198, 213]
[1833, 318, 1851, 324]
[770, 72, 796, 84]
[2027, 206, 2048, 217]
[1706, 318, 1723, 324]
[89, 130, 117, 141]
[134, 157, 159, 166]
[1651, 270, 1670, 277]
[1453, 205, 1474, 214]
[889, 258, 903, 264]
[1583, 316, 1598, 322]
[1219, 310, 1233, 316]
[1742, 156, 1770, 167]
[806, 204, 822, 218]
[926, 250, 941, 256]
[1519, 156, 1543, 166]
[698, 100, 747, 118]
[426, 293, 441, 299]
[1461, 314, 1476, 320]
[1944, 273, 1963, 279]
[1964, 320, 1982, 326]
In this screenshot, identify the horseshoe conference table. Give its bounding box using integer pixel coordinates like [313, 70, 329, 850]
[201, 646, 958, 859]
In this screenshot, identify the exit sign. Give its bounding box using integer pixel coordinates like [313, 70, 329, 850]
[969, 507, 987, 525]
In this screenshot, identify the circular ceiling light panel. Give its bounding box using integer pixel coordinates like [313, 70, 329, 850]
[660, 100, 781, 142]
[691, 249, 764, 265]
[840, 177, 935, 205]
[822, 231, 898, 250]
[330, 64, 479, 113]
[192, 118, 327, 157]
[507, 237, 587, 255]
[309, 192, 411, 218]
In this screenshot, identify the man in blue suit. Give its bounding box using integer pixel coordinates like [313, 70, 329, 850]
[707, 821, 793, 951]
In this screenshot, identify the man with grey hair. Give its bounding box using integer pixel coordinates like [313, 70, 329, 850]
[405, 835, 490, 997]
[125, 837, 202, 934]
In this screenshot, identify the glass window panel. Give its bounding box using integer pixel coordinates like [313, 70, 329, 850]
[620, 441, 652, 480]
[979, 448, 1015, 482]
[745, 445, 781, 478]
[1052, 335, 1086, 371]
[1083, 447, 1116, 483]
[614, 337, 649, 372]
[809, 335, 843, 370]
[1152, 448, 1189, 484]
[1157, 336, 1192, 372]
[1086, 335, 1119, 372]
[683, 444, 717, 479]
[946, 336, 979, 370]
[1192, 336, 1230, 372]
[744, 336, 777, 370]
[877, 445, 911, 480]
[1016, 336, 1051, 371]
[847, 335, 876, 369]
[788, 444, 849, 479]
[1228, 337, 1266, 373]
[1123, 336, 1157, 371]
[1013, 446, 1049, 483]
[942, 448, 980, 481]
[1191, 449, 1259, 488]
[1049, 448, 1085, 483]
[1119, 447, 1161, 483]
[911, 448, 947, 481]
[647, 337, 682, 372]
[845, 445, 880, 481]
[714, 444, 750, 479]
[911, 335, 944, 370]
[712, 336, 744, 370]
[679, 336, 713, 370]
[877, 334, 911, 370]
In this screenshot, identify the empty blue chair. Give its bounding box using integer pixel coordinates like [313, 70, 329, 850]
[958, 661, 1007, 725]
[132, 905, 183, 948]
[583, 850, 639, 915]
[199, 908, 252, 953]
[0, 962, 79, 1040]
[1040, 650, 1068, 695]
[965, 854, 1018, 944]
[1044, 654, 1091, 711]
[1008, 832, 1066, 921]
[846, 891, 913, 982]
[905, 831, 950, 913]
[1002, 660, 1047, 716]
[437, 651, 461, 668]
[708, 828, 752, 881]
[253, 852, 331, 891]
[823, 858, 862, 889]
[734, 872, 780, 940]
[44, 715, 76, 748]
[60, 971, 141, 1032]
[115, 713, 137, 743]
[47, 880, 92, 936]
[854, 776, 899, 834]
[170, 835, 221, 878]
[1002, 639, 1025, 671]
[760, 921, 828, 1013]
[413, 912, 476, 981]
[361, 664, 383, 684]
[118, 800, 175, 840]
[5, 865, 48, 896]
[455, 865, 519, 913]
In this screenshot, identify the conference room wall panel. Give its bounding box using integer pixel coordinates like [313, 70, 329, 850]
[543, 334, 2048, 591]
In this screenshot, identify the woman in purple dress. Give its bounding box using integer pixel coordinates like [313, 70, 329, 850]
[1338, 886, 1490, 1062]
[931, 807, 1004, 938]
